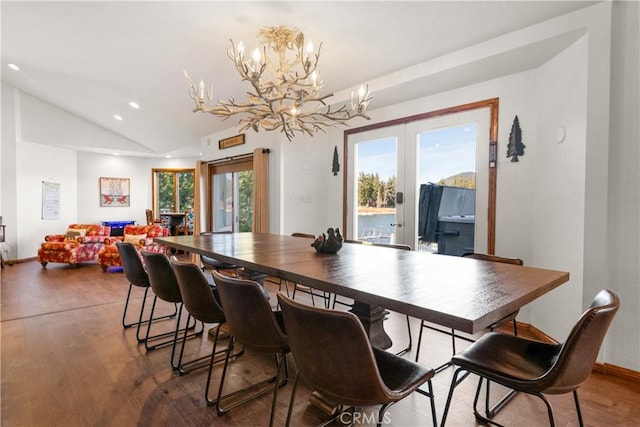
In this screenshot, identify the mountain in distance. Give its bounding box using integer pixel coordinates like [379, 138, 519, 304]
[437, 171, 476, 188]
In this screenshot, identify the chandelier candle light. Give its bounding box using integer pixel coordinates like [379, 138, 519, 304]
[184, 26, 372, 141]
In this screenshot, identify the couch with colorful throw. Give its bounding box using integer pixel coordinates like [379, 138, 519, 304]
[37, 224, 111, 268]
[98, 224, 169, 271]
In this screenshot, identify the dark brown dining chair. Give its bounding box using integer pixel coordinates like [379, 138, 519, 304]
[440, 289, 620, 427]
[333, 239, 414, 356]
[415, 252, 524, 372]
[277, 293, 437, 427]
[170, 259, 241, 402]
[117, 242, 177, 346]
[142, 251, 203, 367]
[212, 271, 289, 427]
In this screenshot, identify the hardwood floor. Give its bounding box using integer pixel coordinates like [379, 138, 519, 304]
[1, 260, 638, 426]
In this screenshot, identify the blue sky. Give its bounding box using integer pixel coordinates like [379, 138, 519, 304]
[356, 123, 477, 183]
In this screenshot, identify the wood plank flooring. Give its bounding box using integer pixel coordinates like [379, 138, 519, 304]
[1, 260, 638, 426]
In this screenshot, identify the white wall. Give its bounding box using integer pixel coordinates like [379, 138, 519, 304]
[1, 84, 18, 258]
[2, 86, 79, 260]
[606, 0, 640, 370]
[77, 152, 198, 227]
[16, 142, 78, 260]
[531, 35, 588, 338]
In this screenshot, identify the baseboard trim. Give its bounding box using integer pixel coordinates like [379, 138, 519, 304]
[3, 256, 37, 265]
[592, 363, 640, 381]
[514, 320, 639, 382]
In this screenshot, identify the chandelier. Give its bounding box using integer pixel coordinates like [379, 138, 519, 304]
[184, 26, 372, 141]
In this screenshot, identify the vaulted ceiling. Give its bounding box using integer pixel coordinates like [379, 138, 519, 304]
[1, 1, 596, 157]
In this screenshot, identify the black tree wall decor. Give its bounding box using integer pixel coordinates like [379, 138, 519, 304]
[506, 115, 526, 162]
[332, 145, 340, 175]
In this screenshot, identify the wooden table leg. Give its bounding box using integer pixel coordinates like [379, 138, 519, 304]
[350, 301, 392, 350]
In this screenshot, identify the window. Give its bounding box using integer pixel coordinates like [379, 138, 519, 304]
[152, 169, 195, 215]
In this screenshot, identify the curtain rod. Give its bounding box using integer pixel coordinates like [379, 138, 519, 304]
[203, 148, 270, 165]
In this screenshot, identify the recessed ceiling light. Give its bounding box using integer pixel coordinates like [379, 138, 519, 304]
[114, 114, 123, 121]
[114, 153, 120, 156]
[129, 101, 140, 109]
[8, 63, 20, 71]
[165, 155, 171, 158]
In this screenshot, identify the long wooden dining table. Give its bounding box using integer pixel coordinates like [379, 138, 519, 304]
[155, 232, 569, 348]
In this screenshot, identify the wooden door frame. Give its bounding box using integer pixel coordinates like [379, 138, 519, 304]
[342, 98, 499, 254]
[206, 157, 253, 232]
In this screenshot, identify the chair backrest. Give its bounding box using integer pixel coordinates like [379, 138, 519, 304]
[291, 232, 315, 239]
[344, 239, 411, 251]
[277, 293, 395, 406]
[461, 252, 523, 266]
[170, 259, 225, 324]
[145, 209, 153, 225]
[373, 242, 411, 251]
[199, 231, 235, 267]
[542, 289, 619, 393]
[116, 242, 149, 288]
[141, 251, 182, 304]
[212, 271, 288, 353]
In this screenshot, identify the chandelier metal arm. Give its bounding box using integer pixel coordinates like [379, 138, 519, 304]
[185, 26, 371, 141]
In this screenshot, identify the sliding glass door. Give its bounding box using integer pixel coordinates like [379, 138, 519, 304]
[208, 159, 253, 232]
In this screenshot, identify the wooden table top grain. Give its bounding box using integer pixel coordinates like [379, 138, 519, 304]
[155, 233, 569, 334]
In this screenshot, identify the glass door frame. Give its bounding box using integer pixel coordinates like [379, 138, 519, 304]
[347, 125, 405, 244]
[207, 157, 253, 232]
[343, 98, 499, 254]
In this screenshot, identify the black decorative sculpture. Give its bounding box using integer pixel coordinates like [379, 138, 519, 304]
[311, 227, 343, 253]
[332, 145, 340, 176]
[506, 115, 526, 162]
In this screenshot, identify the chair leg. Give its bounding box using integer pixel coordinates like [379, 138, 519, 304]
[141, 297, 183, 350]
[268, 353, 287, 427]
[440, 367, 471, 427]
[214, 337, 288, 416]
[484, 379, 517, 419]
[169, 309, 205, 370]
[279, 279, 289, 297]
[204, 324, 224, 404]
[123, 283, 177, 332]
[122, 283, 138, 328]
[415, 321, 451, 372]
[415, 320, 424, 363]
[415, 379, 438, 427]
[416, 321, 473, 372]
[573, 390, 584, 427]
[178, 320, 236, 376]
[534, 392, 556, 427]
[395, 315, 413, 356]
[292, 284, 330, 308]
[285, 371, 300, 427]
[472, 376, 557, 427]
[378, 403, 392, 427]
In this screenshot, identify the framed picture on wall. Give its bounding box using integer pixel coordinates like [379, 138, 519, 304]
[100, 177, 130, 207]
